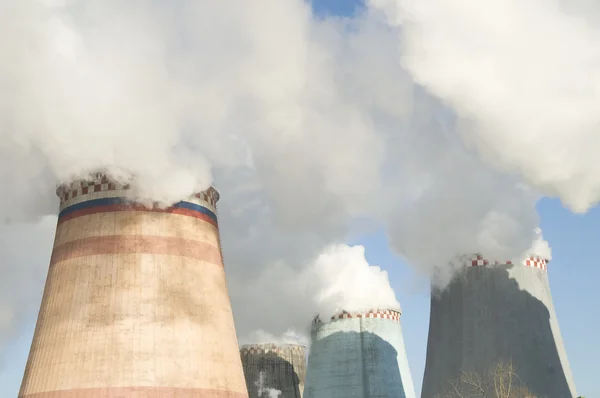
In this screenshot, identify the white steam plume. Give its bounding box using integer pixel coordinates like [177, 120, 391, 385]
[308, 244, 400, 317]
[528, 228, 552, 261]
[380, 90, 544, 287]
[234, 244, 400, 342]
[0, 0, 559, 361]
[372, 0, 600, 213]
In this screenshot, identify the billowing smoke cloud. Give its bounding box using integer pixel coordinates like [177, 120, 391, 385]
[372, 0, 600, 214]
[307, 244, 400, 316]
[235, 244, 399, 343]
[380, 90, 545, 286]
[0, 0, 563, 356]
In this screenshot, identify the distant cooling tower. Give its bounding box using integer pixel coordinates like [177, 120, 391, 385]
[421, 254, 577, 398]
[304, 309, 416, 398]
[19, 173, 248, 397]
[240, 343, 307, 398]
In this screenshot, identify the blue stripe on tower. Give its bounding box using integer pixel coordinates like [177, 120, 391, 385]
[58, 197, 217, 222]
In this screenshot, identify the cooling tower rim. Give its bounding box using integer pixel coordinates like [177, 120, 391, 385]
[312, 308, 402, 324]
[240, 342, 308, 350]
[55, 172, 220, 202]
[466, 252, 551, 265]
[239, 343, 308, 357]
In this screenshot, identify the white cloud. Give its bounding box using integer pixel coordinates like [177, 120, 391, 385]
[0, 0, 571, 356]
[372, 0, 600, 213]
[233, 244, 399, 343]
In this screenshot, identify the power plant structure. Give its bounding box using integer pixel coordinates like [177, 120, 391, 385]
[304, 309, 416, 398]
[19, 173, 248, 397]
[240, 343, 307, 398]
[421, 254, 577, 398]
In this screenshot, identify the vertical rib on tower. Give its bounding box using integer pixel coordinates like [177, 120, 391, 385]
[303, 309, 416, 398]
[19, 173, 248, 397]
[240, 343, 307, 398]
[421, 254, 577, 398]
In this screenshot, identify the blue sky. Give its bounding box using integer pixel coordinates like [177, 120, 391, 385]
[311, 0, 365, 17]
[1, 1, 597, 397]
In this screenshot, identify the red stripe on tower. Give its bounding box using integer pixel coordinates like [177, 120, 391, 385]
[19, 174, 248, 398]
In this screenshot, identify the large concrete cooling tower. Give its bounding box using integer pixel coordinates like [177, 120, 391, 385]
[19, 173, 248, 398]
[240, 343, 307, 398]
[303, 309, 416, 398]
[421, 254, 577, 398]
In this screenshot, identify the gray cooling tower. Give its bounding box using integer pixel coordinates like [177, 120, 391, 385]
[421, 254, 577, 398]
[240, 343, 307, 398]
[304, 309, 416, 398]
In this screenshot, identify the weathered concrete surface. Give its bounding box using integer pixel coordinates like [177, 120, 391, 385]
[304, 310, 416, 398]
[421, 258, 577, 398]
[19, 175, 248, 398]
[240, 343, 307, 398]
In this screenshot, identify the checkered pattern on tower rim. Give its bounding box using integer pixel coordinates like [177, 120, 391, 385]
[193, 189, 219, 207]
[57, 175, 130, 204]
[240, 344, 306, 356]
[56, 173, 219, 207]
[468, 254, 548, 271]
[313, 309, 401, 324]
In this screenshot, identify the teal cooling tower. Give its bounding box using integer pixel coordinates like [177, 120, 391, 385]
[303, 309, 416, 398]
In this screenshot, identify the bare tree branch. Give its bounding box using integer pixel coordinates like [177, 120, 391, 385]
[447, 377, 466, 398]
[442, 360, 536, 398]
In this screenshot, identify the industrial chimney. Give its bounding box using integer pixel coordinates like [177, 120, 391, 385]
[303, 309, 416, 398]
[19, 173, 248, 397]
[240, 343, 307, 398]
[421, 254, 577, 398]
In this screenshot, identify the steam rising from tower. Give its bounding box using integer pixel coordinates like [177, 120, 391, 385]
[19, 174, 247, 397]
[421, 254, 577, 397]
